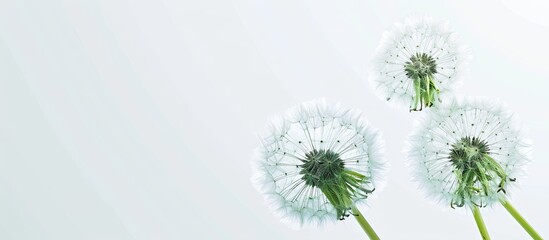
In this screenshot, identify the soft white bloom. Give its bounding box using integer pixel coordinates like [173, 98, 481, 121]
[252, 99, 385, 227]
[408, 98, 531, 209]
[371, 15, 470, 111]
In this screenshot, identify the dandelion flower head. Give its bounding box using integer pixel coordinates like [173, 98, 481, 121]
[252, 99, 385, 226]
[371, 15, 470, 111]
[408, 98, 531, 209]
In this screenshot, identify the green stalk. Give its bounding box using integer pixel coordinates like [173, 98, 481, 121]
[472, 206, 491, 240]
[500, 200, 543, 239]
[425, 75, 430, 105]
[412, 78, 421, 111]
[351, 206, 380, 240]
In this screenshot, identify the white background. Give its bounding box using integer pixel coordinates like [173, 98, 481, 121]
[1, 0, 548, 239]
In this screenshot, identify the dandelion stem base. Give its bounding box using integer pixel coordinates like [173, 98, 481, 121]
[351, 206, 380, 240]
[500, 200, 542, 239]
[472, 206, 491, 240]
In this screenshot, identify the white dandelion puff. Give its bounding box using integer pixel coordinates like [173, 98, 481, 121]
[371, 15, 470, 111]
[251, 99, 386, 230]
[407, 98, 542, 239]
[408, 98, 530, 209]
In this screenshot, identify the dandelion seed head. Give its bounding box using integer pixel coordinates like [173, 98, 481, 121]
[252, 99, 385, 227]
[371, 15, 471, 111]
[408, 98, 531, 209]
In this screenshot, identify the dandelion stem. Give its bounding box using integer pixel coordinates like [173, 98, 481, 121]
[472, 206, 491, 240]
[351, 206, 380, 240]
[500, 200, 543, 239]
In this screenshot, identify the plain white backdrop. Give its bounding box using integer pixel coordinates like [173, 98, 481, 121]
[1, 0, 548, 239]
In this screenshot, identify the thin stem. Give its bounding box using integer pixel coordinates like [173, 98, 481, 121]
[472, 206, 491, 240]
[351, 206, 380, 240]
[500, 200, 543, 239]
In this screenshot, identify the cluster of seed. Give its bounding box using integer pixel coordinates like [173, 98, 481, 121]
[255, 100, 382, 224]
[410, 103, 527, 209]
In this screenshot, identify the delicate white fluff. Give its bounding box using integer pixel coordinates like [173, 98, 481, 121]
[407, 98, 532, 209]
[370, 15, 470, 108]
[251, 99, 386, 227]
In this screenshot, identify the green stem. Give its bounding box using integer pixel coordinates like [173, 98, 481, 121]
[472, 206, 491, 240]
[351, 206, 380, 240]
[412, 78, 421, 111]
[500, 200, 543, 239]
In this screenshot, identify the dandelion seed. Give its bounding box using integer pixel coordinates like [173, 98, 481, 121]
[408, 98, 542, 239]
[252, 99, 385, 238]
[371, 15, 470, 111]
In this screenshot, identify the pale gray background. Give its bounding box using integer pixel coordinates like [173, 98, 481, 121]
[1, 0, 548, 239]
